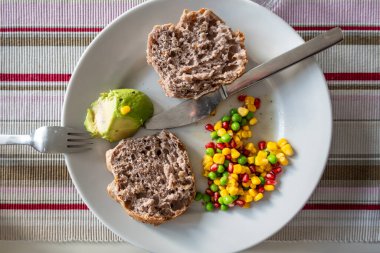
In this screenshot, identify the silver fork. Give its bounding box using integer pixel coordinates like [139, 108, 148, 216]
[0, 126, 93, 153]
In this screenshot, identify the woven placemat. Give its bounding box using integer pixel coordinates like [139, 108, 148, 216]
[1, 0, 379, 242]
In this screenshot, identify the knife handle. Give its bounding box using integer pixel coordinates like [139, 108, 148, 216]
[223, 27, 343, 97]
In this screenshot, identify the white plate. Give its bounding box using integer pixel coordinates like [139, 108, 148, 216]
[62, 0, 332, 252]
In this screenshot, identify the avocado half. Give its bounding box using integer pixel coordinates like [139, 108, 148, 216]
[84, 89, 154, 142]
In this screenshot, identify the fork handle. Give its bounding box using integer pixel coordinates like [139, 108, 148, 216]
[0, 135, 32, 145]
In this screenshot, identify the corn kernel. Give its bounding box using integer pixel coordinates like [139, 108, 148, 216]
[245, 143, 254, 151]
[242, 182, 250, 188]
[238, 188, 245, 195]
[214, 121, 222, 131]
[247, 131, 252, 138]
[241, 131, 250, 138]
[203, 171, 209, 177]
[267, 142, 278, 152]
[235, 131, 242, 138]
[213, 153, 225, 164]
[247, 156, 255, 164]
[214, 178, 221, 186]
[260, 172, 267, 177]
[203, 155, 213, 164]
[217, 128, 227, 137]
[279, 157, 289, 166]
[231, 149, 240, 159]
[233, 164, 243, 174]
[243, 166, 250, 174]
[245, 96, 255, 105]
[230, 173, 238, 180]
[256, 166, 264, 173]
[243, 203, 251, 208]
[120, 105, 131, 115]
[277, 138, 288, 148]
[251, 176, 261, 185]
[242, 125, 250, 131]
[249, 117, 258, 125]
[222, 148, 231, 155]
[238, 107, 249, 117]
[244, 194, 253, 203]
[254, 193, 264, 202]
[281, 144, 294, 156]
[264, 185, 275, 191]
[227, 130, 234, 136]
[219, 186, 226, 191]
[203, 161, 213, 170]
[257, 150, 268, 158]
[248, 189, 258, 197]
[228, 186, 239, 195]
[255, 156, 268, 166]
[220, 189, 228, 197]
[247, 104, 256, 112]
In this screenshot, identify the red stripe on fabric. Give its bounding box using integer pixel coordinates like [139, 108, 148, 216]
[0, 74, 71, 82]
[303, 204, 380, 210]
[324, 73, 380, 81]
[0, 203, 88, 210]
[0, 27, 102, 32]
[293, 26, 380, 31]
[1, 73, 379, 82]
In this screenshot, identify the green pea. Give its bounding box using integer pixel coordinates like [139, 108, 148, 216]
[259, 176, 265, 185]
[208, 171, 217, 180]
[195, 192, 203, 201]
[223, 160, 230, 167]
[231, 113, 242, 122]
[221, 204, 229, 211]
[221, 133, 232, 143]
[246, 111, 254, 120]
[218, 197, 224, 204]
[210, 131, 218, 140]
[237, 155, 248, 165]
[223, 171, 229, 178]
[230, 108, 238, 116]
[205, 202, 214, 211]
[221, 115, 231, 122]
[216, 138, 224, 144]
[217, 165, 225, 173]
[210, 184, 219, 192]
[220, 176, 228, 186]
[216, 148, 222, 153]
[243, 186, 250, 191]
[268, 154, 278, 164]
[222, 195, 234, 205]
[230, 122, 240, 131]
[241, 118, 248, 126]
[205, 148, 215, 156]
[231, 195, 239, 201]
[202, 194, 211, 202]
[216, 172, 222, 178]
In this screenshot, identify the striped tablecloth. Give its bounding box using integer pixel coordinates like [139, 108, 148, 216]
[1, 0, 380, 243]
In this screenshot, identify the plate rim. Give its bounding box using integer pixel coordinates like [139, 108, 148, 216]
[61, 0, 333, 252]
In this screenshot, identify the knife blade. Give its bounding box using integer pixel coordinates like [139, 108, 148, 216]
[144, 27, 343, 130]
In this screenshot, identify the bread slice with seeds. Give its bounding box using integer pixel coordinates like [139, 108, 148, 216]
[106, 130, 195, 225]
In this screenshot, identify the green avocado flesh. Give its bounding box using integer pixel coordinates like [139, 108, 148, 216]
[84, 89, 154, 142]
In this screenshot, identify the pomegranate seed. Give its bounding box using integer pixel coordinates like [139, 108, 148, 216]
[208, 180, 213, 186]
[205, 189, 213, 196]
[214, 192, 220, 202]
[210, 164, 218, 172]
[230, 140, 237, 148]
[258, 186, 265, 193]
[254, 98, 261, 109]
[243, 149, 250, 156]
[225, 142, 230, 148]
[214, 202, 221, 208]
[238, 94, 247, 101]
[227, 162, 234, 173]
[222, 121, 229, 129]
[258, 141, 266, 150]
[265, 172, 276, 180]
[242, 173, 250, 183]
[216, 143, 226, 150]
[238, 174, 243, 182]
[272, 166, 282, 175]
[249, 165, 256, 174]
[205, 124, 214, 132]
[235, 200, 246, 207]
[225, 154, 232, 161]
[265, 179, 277, 185]
[205, 142, 215, 149]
